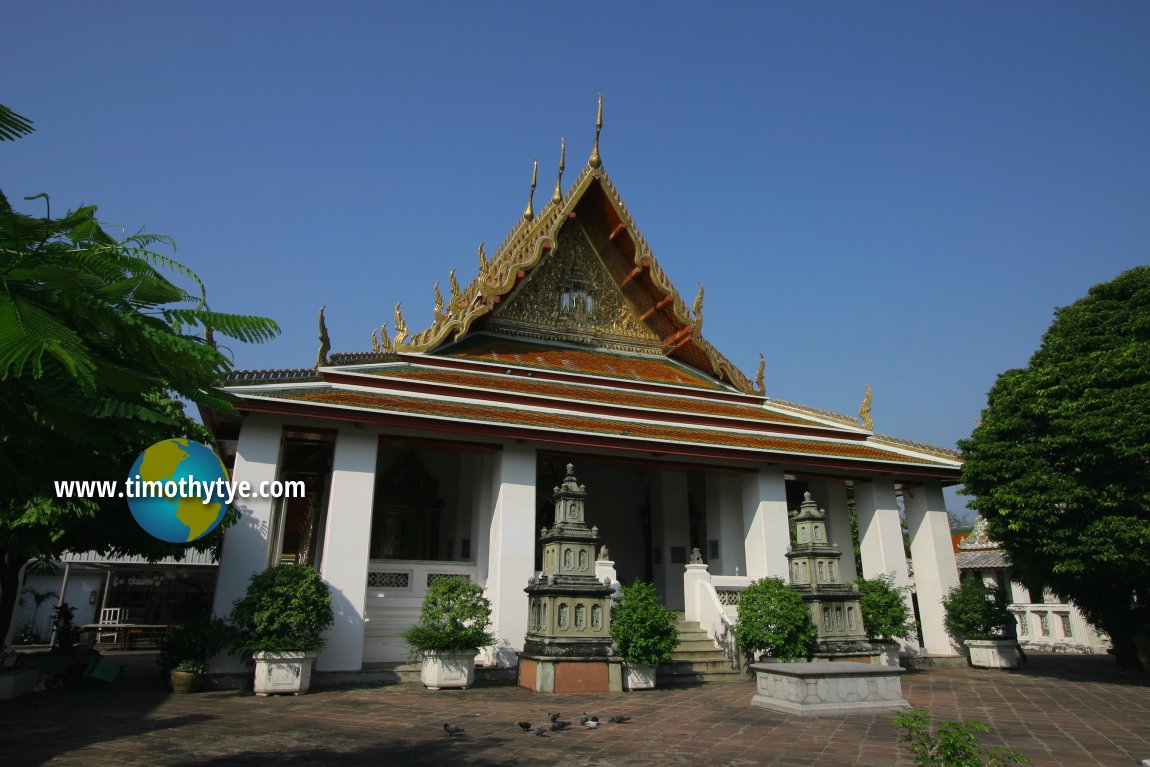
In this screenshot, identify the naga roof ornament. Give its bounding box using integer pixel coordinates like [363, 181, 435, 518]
[858, 384, 874, 431]
[315, 305, 331, 369]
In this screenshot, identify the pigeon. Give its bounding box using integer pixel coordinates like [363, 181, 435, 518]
[550, 720, 572, 732]
[533, 727, 550, 737]
[608, 715, 631, 724]
[443, 722, 465, 737]
[579, 712, 591, 725]
[584, 720, 600, 729]
[548, 711, 561, 722]
[516, 721, 532, 731]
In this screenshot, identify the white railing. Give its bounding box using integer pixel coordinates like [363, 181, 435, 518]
[1008, 603, 1111, 655]
[683, 564, 752, 668]
[363, 561, 479, 663]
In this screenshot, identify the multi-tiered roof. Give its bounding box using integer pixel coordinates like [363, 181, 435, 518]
[213, 98, 961, 481]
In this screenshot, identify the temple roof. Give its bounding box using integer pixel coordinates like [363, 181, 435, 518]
[213, 101, 962, 480]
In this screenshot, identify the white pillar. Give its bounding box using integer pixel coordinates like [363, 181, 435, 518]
[315, 428, 377, 671]
[741, 466, 790, 580]
[904, 480, 962, 657]
[810, 481, 857, 584]
[854, 478, 909, 584]
[482, 444, 536, 666]
[655, 471, 689, 611]
[212, 416, 281, 624]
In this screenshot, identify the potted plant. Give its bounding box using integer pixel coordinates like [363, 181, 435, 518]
[856, 572, 916, 666]
[169, 659, 208, 694]
[230, 564, 334, 695]
[402, 577, 495, 690]
[158, 613, 231, 691]
[610, 580, 679, 690]
[942, 578, 1018, 669]
[734, 577, 817, 663]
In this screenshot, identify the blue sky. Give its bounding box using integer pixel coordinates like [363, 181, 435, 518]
[4, 2, 1148, 514]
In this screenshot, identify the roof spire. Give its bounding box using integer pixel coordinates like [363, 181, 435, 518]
[551, 137, 566, 205]
[315, 305, 330, 368]
[477, 241, 488, 273]
[523, 157, 538, 221]
[588, 93, 603, 169]
[755, 353, 765, 395]
[859, 384, 874, 430]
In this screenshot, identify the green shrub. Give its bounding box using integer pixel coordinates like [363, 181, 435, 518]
[610, 580, 679, 667]
[734, 577, 817, 662]
[230, 565, 334, 655]
[403, 577, 495, 654]
[173, 659, 208, 674]
[857, 572, 916, 641]
[942, 578, 1012, 642]
[158, 613, 233, 671]
[895, 709, 1030, 766]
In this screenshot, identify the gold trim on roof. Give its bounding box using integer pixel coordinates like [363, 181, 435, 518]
[872, 433, 962, 461]
[523, 157, 538, 221]
[551, 138, 566, 205]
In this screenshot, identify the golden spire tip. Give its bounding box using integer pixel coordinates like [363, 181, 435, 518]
[551, 137, 566, 205]
[523, 157, 538, 221]
[588, 93, 603, 169]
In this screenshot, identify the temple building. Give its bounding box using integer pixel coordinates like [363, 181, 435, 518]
[206, 100, 963, 673]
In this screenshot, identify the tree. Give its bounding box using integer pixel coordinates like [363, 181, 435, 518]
[0, 107, 280, 641]
[958, 266, 1150, 668]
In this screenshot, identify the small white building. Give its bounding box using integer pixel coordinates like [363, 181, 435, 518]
[955, 516, 1110, 655]
[206, 116, 965, 672]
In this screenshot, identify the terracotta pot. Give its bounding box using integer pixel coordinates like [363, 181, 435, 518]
[169, 670, 202, 694]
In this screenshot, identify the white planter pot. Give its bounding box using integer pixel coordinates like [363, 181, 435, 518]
[420, 649, 479, 690]
[253, 650, 318, 695]
[623, 662, 656, 691]
[966, 639, 1021, 669]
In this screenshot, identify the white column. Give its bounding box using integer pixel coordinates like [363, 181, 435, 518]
[482, 444, 536, 666]
[741, 466, 790, 580]
[655, 471, 689, 611]
[212, 416, 281, 624]
[904, 480, 962, 657]
[811, 480, 857, 583]
[315, 428, 377, 671]
[854, 478, 909, 583]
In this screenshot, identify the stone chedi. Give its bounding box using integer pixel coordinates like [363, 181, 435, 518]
[786, 491, 874, 660]
[519, 464, 621, 693]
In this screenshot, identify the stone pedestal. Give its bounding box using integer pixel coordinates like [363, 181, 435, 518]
[749, 661, 909, 716]
[518, 655, 624, 693]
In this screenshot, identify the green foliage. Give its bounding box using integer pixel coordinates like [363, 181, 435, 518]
[230, 565, 334, 655]
[609, 580, 679, 667]
[0, 107, 279, 642]
[942, 578, 1012, 642]
[733, 577, 817, 661]
[958, 266, 1150, 667]
[402, 577, 495, 654]
[173, 659, 208, 675]
[856, 572, 916, 641]
[895, 709, 1031, 767]
[158, 614, 234, 671]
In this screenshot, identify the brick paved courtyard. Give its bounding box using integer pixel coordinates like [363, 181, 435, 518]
[2, 653, 1148, 766]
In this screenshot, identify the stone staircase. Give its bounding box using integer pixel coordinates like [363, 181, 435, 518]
[657, 617, 746, 685]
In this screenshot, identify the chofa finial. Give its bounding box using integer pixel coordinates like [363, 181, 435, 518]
[755, 353, 765, 395]
[692, 283, 704, 332]
[859, 384, 874, 430]
[394, 302, 408, 346]
[477, 241, 488, 273]
[588, 93, 603, 169]
[551, 137, 566, 205]
[315, 306, 331, 368]
[523, 157, 538, 221]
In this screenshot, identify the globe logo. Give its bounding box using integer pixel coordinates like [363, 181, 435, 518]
[126, 439, 230, 543]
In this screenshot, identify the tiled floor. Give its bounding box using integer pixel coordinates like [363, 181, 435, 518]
[2, 654, 1147, 766]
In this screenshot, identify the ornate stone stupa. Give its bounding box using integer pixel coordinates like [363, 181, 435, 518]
[786, 491, 876, 661]
[519, 464, 622, 692]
